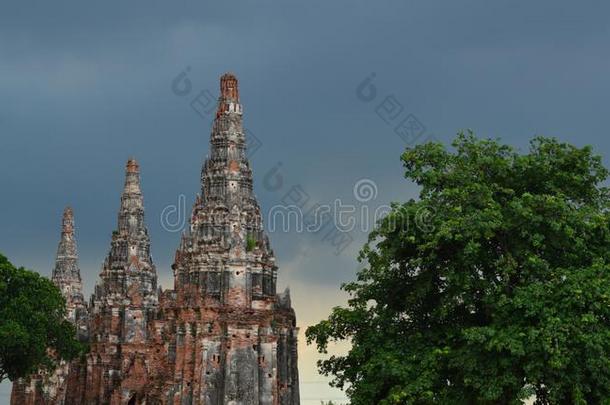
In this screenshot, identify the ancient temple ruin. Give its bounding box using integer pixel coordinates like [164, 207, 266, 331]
[11, 73, 300, 405]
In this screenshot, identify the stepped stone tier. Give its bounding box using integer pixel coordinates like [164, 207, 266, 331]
[11, 73, 300, 405]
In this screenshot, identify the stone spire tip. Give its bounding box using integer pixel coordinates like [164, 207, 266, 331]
[126, 158, 139, 174]
[62, 206, 74, 235]
[220, 72, 239, 100]
[123, 158, 142, 196]
[63, 206, 73, 219]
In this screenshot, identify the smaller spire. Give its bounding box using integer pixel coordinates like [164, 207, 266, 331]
[52, 206, 84, 310]
[54, 206, 77, 266]
[93, 158, 157, 309]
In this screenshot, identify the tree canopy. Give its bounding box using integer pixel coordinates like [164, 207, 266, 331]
[0, 253, 84, 382]
[307, 133, 610, 404]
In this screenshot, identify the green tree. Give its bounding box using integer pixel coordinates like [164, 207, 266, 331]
[307, 133, 610, 404]
[0, 253, 84, 382]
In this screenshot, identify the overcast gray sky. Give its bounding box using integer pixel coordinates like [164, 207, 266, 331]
[2, 1, 610, 403]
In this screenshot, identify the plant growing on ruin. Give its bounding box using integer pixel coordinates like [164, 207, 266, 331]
[307, 133, 610, 404]
[246, 235, 257, 252]
[0, 253, 85, 382]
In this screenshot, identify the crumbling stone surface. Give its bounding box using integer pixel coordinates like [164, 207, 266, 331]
[12, 74, 300, 405]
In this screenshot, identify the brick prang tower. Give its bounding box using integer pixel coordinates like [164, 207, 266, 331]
[85, 157, 159, 403]
[11, 73, 300, 405]
[170, 72, 300, 404]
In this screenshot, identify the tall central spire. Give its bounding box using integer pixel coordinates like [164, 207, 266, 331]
[178, 73, 271, 305]
[200, 73, 254, 206]
[168, 73, 299, 404]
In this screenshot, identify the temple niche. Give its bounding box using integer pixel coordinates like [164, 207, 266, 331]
[12, 73, 300, 405]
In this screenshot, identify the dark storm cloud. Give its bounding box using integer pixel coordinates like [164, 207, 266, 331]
[1, 0, 610, 310]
